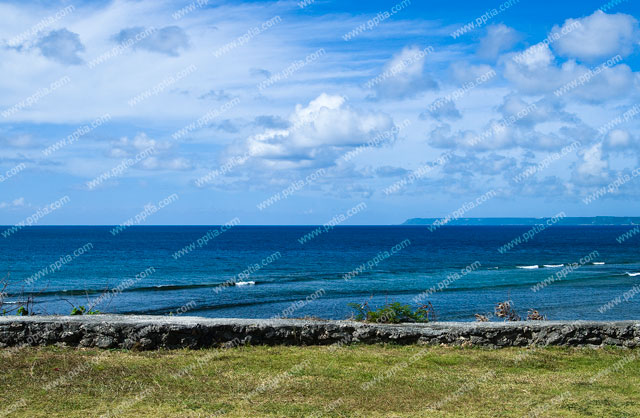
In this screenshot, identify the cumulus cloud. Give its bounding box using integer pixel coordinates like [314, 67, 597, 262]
[368, 46, 437, 100]
[113, 26, 189, 56]
[442, 153, 517, 176]
[568, 62, 638, 102]
[552, 11, 639, 61]
[106, 133, 192, 171]
[498, 95, 578, 127]
[233, 93, 396, 169]
[108, 133, 162, 158]
[503, 44, 559, 93]
[428, 120, 517, 151]
[576, 143, 609, 179]
[477, 24, 519, 59]
[429, 97, 582, 152]
[515, 43, 555, 70]
[605, 129, 632, 149]
[36, 28, 84, 65]
[504, 43, 637, 101]
[449, 62, 496, 83]
[420, 100, 462, 122]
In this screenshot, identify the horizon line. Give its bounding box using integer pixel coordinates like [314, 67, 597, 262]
[3, 215, 640, 228]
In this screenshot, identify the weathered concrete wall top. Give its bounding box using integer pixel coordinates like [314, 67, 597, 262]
[1, 315, 639, 350]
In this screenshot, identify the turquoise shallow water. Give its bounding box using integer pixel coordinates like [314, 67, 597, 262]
[1, 225, 639, 321]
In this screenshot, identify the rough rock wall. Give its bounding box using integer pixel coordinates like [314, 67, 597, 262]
[1, 316, 639, 350]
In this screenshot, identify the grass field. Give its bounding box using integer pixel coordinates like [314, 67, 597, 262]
[1, 345, 639, 417]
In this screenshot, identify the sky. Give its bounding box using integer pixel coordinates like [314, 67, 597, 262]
[0, 0, 639, 225]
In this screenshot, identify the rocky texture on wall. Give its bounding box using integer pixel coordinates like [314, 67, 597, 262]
[1, 315, 639, 350]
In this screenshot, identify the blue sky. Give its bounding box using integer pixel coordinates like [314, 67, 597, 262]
[0, 0, 639, 225]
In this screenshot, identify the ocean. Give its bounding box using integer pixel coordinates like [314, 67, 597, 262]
[1, 225, 639, 321]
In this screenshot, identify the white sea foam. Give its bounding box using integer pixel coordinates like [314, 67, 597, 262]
[593, 262, 605, 265]
[235, 281, 255, 286]
[543, 264, 564, 268]
[626, 272, 640, 277]
[517, 265, 539, 269]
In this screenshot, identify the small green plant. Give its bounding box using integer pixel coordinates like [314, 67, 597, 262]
[347, 302, 369, 321]
[70, 306, 85, 315]
[348, 301, 435, 323]
[70, 306, 101, 316]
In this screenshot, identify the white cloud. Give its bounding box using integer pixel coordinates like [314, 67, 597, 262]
[35, 28, 85, 65]
[606, 129, 631, 149]
[368, 46, 437, 100]
[518, 43, 554, 69]
[235, 93, 396, 168]
[106, 132, 191, 172]
[477, 24, 519, 59]
[449, 62, 496, 83]
[428, 94, 583, 152]
[444, 152, 517, 176]
[498, 95, 577, 127]
[428, 122, 517, 151]
[504, 43, 637, 101]
[0, 197, 26, 209]
[112, 26, 189, 56]
[421, 100, 461, 121]
[577, 143, 608, 178]
[552, 11, 639, 61]
[108, 133, 162, 157]
[570, 62, 638, 102]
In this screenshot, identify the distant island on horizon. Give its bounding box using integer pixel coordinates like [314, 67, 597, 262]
[402, 216, 640, 226]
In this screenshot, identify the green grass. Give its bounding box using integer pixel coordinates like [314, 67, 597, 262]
[0, 345, 639, 417]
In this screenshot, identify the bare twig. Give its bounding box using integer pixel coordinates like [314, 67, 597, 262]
[474, 313, 489, 322]
[495, 301, 520, 322]
[527, 309, 546, 321]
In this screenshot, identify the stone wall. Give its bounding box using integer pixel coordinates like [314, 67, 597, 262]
[1, 315, 639, 350]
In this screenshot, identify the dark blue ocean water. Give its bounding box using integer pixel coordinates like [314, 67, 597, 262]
[1, 226, 639, 321]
